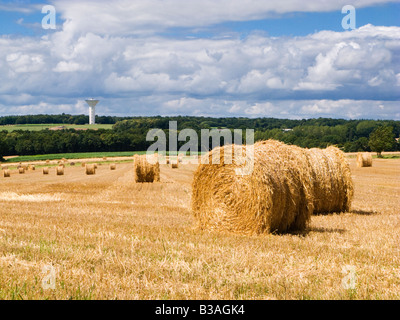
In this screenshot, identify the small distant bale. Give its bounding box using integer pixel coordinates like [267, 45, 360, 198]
[86, 164, 96, 175]
[133, 154, 160, 183]
[93, 163, 98, 169]
[19, 167, 25, 174]
[81, 162, 86, 167]
[43, 167, 49, 175]
[3, 169, 10, 178]
[109, 163, 116, 170]
[46, 159, 50, 164]
[70, 162, 75, 166]
[56, 166, 64, 176]
[171, 161, 179, 169]
[103, 157, 107, 161]
[28, 164, 35, 171]
[356, 152, 372, 167]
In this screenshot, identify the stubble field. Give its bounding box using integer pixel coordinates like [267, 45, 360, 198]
[0, 157, 399, 299]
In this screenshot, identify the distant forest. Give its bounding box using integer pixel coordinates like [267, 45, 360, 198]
[1, 114, 399, 158]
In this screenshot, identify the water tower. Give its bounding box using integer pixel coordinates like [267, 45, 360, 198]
[85, 99, 99, 125]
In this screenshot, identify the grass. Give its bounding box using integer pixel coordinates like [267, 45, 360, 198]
[3, 152, 145, 163]
[3, 151, 205, 163]
[0, 157, 399, 299]
[0, 124, 113, 132]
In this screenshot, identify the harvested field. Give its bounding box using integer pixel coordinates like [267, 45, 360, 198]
[0, 157, 399, 299]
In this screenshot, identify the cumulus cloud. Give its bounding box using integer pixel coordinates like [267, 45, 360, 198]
[0, 1, 399, 119]
[52, 0, 400, 36]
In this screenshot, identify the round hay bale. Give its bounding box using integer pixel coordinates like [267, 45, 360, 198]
[306, 147, 354, 214]
[133, 154, 160, 183]
[191, 140, 314, 234]
[103, 157, 107, 161]
[86, 164, 96, 175]
[3, 169, 10, 178]
[56, 166, 64, 176]
[356, 152, 372, 167]
[81, 162, 86, 167]
[93, 163, 98, 169]
[19, 167, 25, 174]
[109, 163, 116, 170]
[70, 162, 76, 166]
[28, 164, 35, 171]
[42, 167, 49, 175]
[46, 159, 50, 164]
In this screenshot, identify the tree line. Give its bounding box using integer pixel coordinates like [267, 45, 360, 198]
[0, 115, 399, 160]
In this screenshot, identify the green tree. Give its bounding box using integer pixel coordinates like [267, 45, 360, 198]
[0, 136, 6, 161]
[368, 126, 395, 157]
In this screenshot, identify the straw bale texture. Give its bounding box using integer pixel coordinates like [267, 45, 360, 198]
[133, 154, 160, 183]
[85, 164, 96, 175]
[191, 140, 314, 234]
[56, 166, 64, 176]
[356, 152, 372, 167]
[306, 147, 354, 214]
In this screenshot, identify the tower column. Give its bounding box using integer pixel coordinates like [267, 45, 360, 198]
[85, 99, 99, 125]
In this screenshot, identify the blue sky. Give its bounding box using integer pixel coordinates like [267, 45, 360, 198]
[0, 0, 399, 119]
[1, 1, 399, 37]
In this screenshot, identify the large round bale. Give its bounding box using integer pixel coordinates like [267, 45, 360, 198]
[19, 167, 25, 174]
[3, 169, 10, 178]
[306, 147, 354, 214]
[85, 164, 96, 175]
[42, 167, 49, 175]
[109, 163, 116, 170]
[133, 154, 160, 183]
[56, 166, 64, 176]
[191, 140, 314, 234]
[356, 152, 372, 167]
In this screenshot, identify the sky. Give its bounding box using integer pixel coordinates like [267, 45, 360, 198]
[0, 0, 399, 120]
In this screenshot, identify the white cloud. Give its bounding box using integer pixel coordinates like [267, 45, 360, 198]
[53, 0, 400, 36]
[0, 1, 399, 119]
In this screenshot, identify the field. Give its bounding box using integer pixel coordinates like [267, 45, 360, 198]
[0, 123, 114, 132]
[0, 156, 399, 299]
